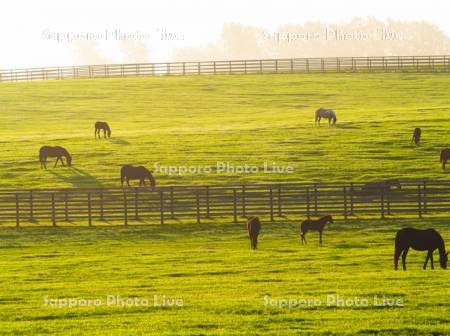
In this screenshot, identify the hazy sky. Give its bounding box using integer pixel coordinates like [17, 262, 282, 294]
[1, 0, 449, 68]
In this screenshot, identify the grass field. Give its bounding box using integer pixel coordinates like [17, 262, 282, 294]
[0, 219, 449, 335]
[1, 73, 450, 335]
[1, 73, 450, 188]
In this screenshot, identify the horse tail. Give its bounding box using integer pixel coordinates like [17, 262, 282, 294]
[106, 123, 111, 137]
[440, 150, 445, 163]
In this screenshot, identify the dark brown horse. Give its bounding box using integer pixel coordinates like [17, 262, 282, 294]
[411, 127, 421, 145]
[361, 179, 401, 193]
[120, 165, 156, 189]
[300, 215, 333, 245]
[95, 121, 111, 138]
[246, 216, 261, 250]
[440, 148, 450, 170]
[315, 108, 336, 125]
[394, 228, 448, 270]
[39, 146, 72, 169]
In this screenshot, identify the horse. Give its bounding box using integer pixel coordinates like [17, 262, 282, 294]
[39, 146, 72, 169]
[300, 215, 333, 245]
[315, 108, 337, 125]
[246, 216, 261, 250]
[440, 148, 450, 170]
[361, 179, 401, 193]
[95, 121, 111, 139]
[394, 228, 448, 270]
[120, 165, 156, 189]
[411, 127, 421, 145]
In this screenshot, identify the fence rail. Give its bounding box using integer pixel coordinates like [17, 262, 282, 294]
[1, 180, 449, 227]
[1, 55, 450, 82]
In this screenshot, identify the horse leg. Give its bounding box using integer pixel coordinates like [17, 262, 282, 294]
[103, 129, 106, 138]
[394, 247, 402, 270]
[430, 251, 434, 269]
[301, 232, 307, 245]
[423, 251, 430, 269]
[319, 231, 323, 245]
[54, 157, 59, 168]
[126, 178, 130, 187]
[401, 247, 409, 270]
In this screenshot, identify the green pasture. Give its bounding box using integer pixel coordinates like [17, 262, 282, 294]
[1, 73, 450, 335]
[0, 219, 449, 335]
[0, 73, 450, 189]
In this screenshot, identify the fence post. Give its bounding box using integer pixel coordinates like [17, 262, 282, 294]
[242, 185, 246, 217]
[205, 186, 210, 218]
[350, 183, 354, 215]
[343, 187, 348, 220]
[134, 188, 139, 219]
[380, 190, 385, 219]
[64, 191, 69, 222]
[213, 61, 216, 74]
[418, 185, 423, 218]
[387, 191, 391, 215]
[159, 190, 164, 225]
[170, 187, 175, 218]
[259, 60, 263, 73]
[269, 187, 274, 222]
[233, 189, 237, 223]
[123, 191, 128, 226]
[306, 187, 311, 219]
[290, 59, 294, 73]
[29, 190, 34, 221]
[15, 193, 20, 227]
[87, 193, 92, 226]
[196, 189, 200, 224]
[277, 185, 282, 217]
[423, 181, 427, 213]
[306, 59, 310, 73]
[51, 194, 56, 226]
[313, 183, 318, 215]
[99, 191, 104, 221]
[275, 60, 278, 73]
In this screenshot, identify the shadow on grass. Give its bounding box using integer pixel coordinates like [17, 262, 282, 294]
[49, 167, 102, 188]
[109, 138, 130, 145]
[334, 122, 360, 129]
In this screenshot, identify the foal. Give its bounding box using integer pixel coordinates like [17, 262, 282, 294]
[246, 216, 261, 250]
[300, 215, 333, 245]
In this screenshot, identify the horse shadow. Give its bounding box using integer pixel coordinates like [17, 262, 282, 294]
[109, 138, 130, 145]
[334, 122, 359, 129]
[49, 167, 102, 188]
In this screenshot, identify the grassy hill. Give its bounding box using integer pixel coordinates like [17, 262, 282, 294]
[1, 73, 450, 189]
[1, 73, 450, 335]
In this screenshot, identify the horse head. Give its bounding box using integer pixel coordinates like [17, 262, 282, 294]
[66, 155, 72, 167]
[324, 215, 333, 223]
[440, 251, 449, 269]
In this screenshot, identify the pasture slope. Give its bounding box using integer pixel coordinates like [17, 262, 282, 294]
[0, 73, 449, 335]
[0, 73, 450, 188]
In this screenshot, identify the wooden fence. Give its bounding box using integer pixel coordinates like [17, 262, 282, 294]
[1, 55, 450, 82]
[1, 180, 449, 227]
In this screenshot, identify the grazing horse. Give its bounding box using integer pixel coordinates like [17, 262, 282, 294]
[394, 228, 448, 270]
[361, 179, 401, 193]
[411, 127, 421, 145]
[315, 108, 337, 125]
[440, 148, 450, 170]
[246, 216, 261, 250]
[39, 146, 72, 169]
[300, 215, 333, 245]
[95, 121, 111, 138]
[120, 165, 156, 189]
